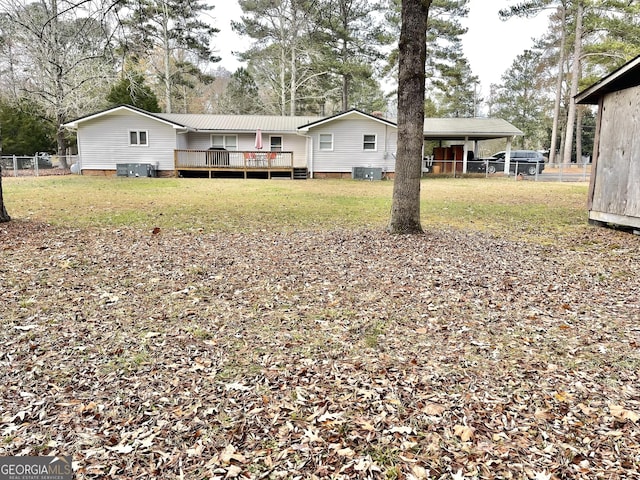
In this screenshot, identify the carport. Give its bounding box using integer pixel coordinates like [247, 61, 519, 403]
[422, 118, 524, 174]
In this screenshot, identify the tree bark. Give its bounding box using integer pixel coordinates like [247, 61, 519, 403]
[388, 0, 431, 234]
[0, 168, 10, 223]
[548, 3, 566, 165]
[562, 1, 583, 164]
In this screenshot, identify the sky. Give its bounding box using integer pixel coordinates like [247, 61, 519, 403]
[206, 0, 551, 97]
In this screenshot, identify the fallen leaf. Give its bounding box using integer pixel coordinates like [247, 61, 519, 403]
[453, 425, 475, 442]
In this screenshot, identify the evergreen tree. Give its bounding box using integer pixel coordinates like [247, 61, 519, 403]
[313, 0, 392, 111]
[224, 68, 263, 114]
[491, 50, 550, 149]
[0, 99, 56, 155]
[233, 0, 319, 115]
[121, 0, 220, 113]
[107, 72, 161, 112]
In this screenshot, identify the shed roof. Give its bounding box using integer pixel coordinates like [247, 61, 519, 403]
[422, 117, 523, 140]
[576, 55, 640, 105]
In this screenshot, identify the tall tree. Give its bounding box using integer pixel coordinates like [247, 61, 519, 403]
[122, 0, 219, 113]
[385, 0, 475, 116]
[433, 51, 478, 117]
[501, 0, 640, 163]
[388, 0, 432, 234]
[561, 0, 582, 164]
[233, 0, 320, 116]
[0, 0, 116, 167]
[490, 50, 549, 149]
[0, 167, 9, 222]
[314, 0, 391, 111]
[107, 71, 161, 112]
[224, 67, 263, 114]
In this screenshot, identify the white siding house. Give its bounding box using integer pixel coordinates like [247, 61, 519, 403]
[64, 106, 325, 177]
[298, 110, 398, 178]
[72, 108, 183, 173]
[64, 105, 521, 179]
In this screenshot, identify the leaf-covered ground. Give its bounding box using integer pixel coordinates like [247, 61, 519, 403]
[1, 221, 639, 479]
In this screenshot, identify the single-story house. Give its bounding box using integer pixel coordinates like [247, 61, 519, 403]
[576, 55, 640, 231]
[62, 106, 399, 179]
[63, 105, 522, 179]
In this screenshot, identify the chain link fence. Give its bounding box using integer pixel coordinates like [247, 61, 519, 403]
[422, 158, 592, 182]
[1, 155, 77, 177]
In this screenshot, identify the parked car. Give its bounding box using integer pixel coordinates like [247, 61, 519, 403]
[474, 150, 546, 175]
[0, 152, 52, 169]
[35, 152, 53, 168]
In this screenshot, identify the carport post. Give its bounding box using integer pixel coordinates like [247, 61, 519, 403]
[504, 137, 514, 175]
[462, 136, 469, 174]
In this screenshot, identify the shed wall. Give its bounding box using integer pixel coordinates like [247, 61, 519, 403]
[77, 110, 178, 172]
[590, 86, 640, 227]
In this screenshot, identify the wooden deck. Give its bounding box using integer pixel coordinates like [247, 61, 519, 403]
[174, 149, 295, 179]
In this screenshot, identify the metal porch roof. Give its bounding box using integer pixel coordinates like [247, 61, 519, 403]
[422, 117, 523, 140]
[156, 113, 324, 132]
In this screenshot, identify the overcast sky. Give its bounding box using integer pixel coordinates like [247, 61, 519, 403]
[206, 0, 551, 97]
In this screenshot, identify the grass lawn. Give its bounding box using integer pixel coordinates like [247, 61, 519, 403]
[3, 176, 589, 238]
[1, 176, 639, 479]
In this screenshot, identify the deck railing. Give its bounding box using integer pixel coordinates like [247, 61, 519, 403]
[175, 150, 294, 170]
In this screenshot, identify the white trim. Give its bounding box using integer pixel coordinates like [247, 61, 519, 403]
[269, 135, 283, 151]
[363, 134, 377, 152]
[319, 133, 334, 151]
[129, 130, 149, 147]
[298, 109, 396, 132]
[211, 134, 238, 150]
[63, 105, 187, 130]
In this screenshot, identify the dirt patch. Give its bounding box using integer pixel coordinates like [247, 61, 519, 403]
[1, 222, 639, 479]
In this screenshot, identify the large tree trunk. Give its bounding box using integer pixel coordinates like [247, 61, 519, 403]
[0, 168, 10, 223]
[548, 3, 566, 165]
[388, 0, 431, 234]
[562, 1, 583, 164]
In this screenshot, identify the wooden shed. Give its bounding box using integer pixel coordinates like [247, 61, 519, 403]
[576, 55, 640, 231]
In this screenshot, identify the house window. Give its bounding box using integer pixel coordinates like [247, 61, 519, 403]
[363, 134, 377, 151]
[129, 130, 148, 146]
[270, 136, 283, 151]
[319, 134, 333, 151]
[211, 135, 237, 150]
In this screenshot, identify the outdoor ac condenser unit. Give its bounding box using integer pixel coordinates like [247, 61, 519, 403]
[352, 166, 382, 181]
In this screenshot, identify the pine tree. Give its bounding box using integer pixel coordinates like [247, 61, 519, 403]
[107, 72, 161, 112]
[491, 50, 550, 149]
[313, 0, 392, 111]
[121, 0, 220, 113]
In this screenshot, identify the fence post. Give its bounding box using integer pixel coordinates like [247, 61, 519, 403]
[34, 155, 39, 176]
[12, 155, 17, 177]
